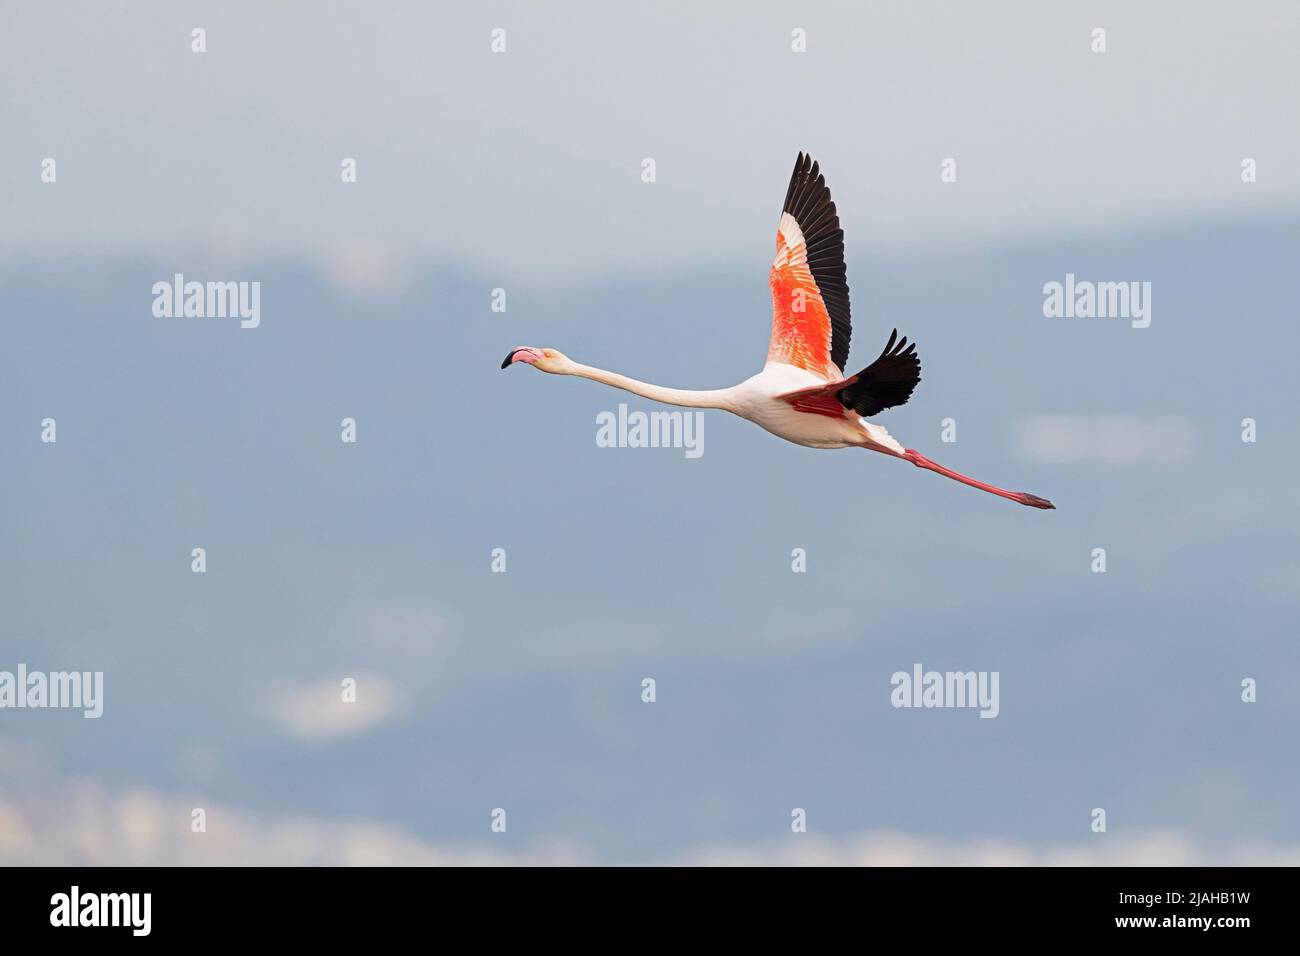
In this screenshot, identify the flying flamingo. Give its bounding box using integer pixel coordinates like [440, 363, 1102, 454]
[501, 152, 1054, 509]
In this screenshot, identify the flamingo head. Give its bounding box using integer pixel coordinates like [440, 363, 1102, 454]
[500, 346, 572, 374]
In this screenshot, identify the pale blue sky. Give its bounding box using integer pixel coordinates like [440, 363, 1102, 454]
[4, 1, 1298, 278]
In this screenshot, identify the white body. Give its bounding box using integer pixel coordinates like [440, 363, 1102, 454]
[719, 362, 905, 454]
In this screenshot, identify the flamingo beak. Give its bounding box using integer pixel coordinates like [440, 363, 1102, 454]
[501, 348, 539, 369]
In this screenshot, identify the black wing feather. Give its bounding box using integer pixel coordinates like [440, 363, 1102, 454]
[836, 329, 921, 417]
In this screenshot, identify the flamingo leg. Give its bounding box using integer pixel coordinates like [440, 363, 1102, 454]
[902, 449, 1055, 509]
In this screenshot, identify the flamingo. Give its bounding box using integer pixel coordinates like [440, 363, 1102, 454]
[501, 152, 1054, 509]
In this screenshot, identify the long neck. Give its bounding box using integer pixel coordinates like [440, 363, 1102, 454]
[568, 362, 735, 410]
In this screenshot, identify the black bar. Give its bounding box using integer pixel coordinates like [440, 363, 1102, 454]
[0, 866, 1281, 942]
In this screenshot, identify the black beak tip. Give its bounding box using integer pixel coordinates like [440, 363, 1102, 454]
[500, 349, 519, 370]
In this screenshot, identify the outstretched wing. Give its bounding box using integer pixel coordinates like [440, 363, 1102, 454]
[775, 329, 921, 419]
[838, 329, 920, 415]
[767, 152, 851, 380]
